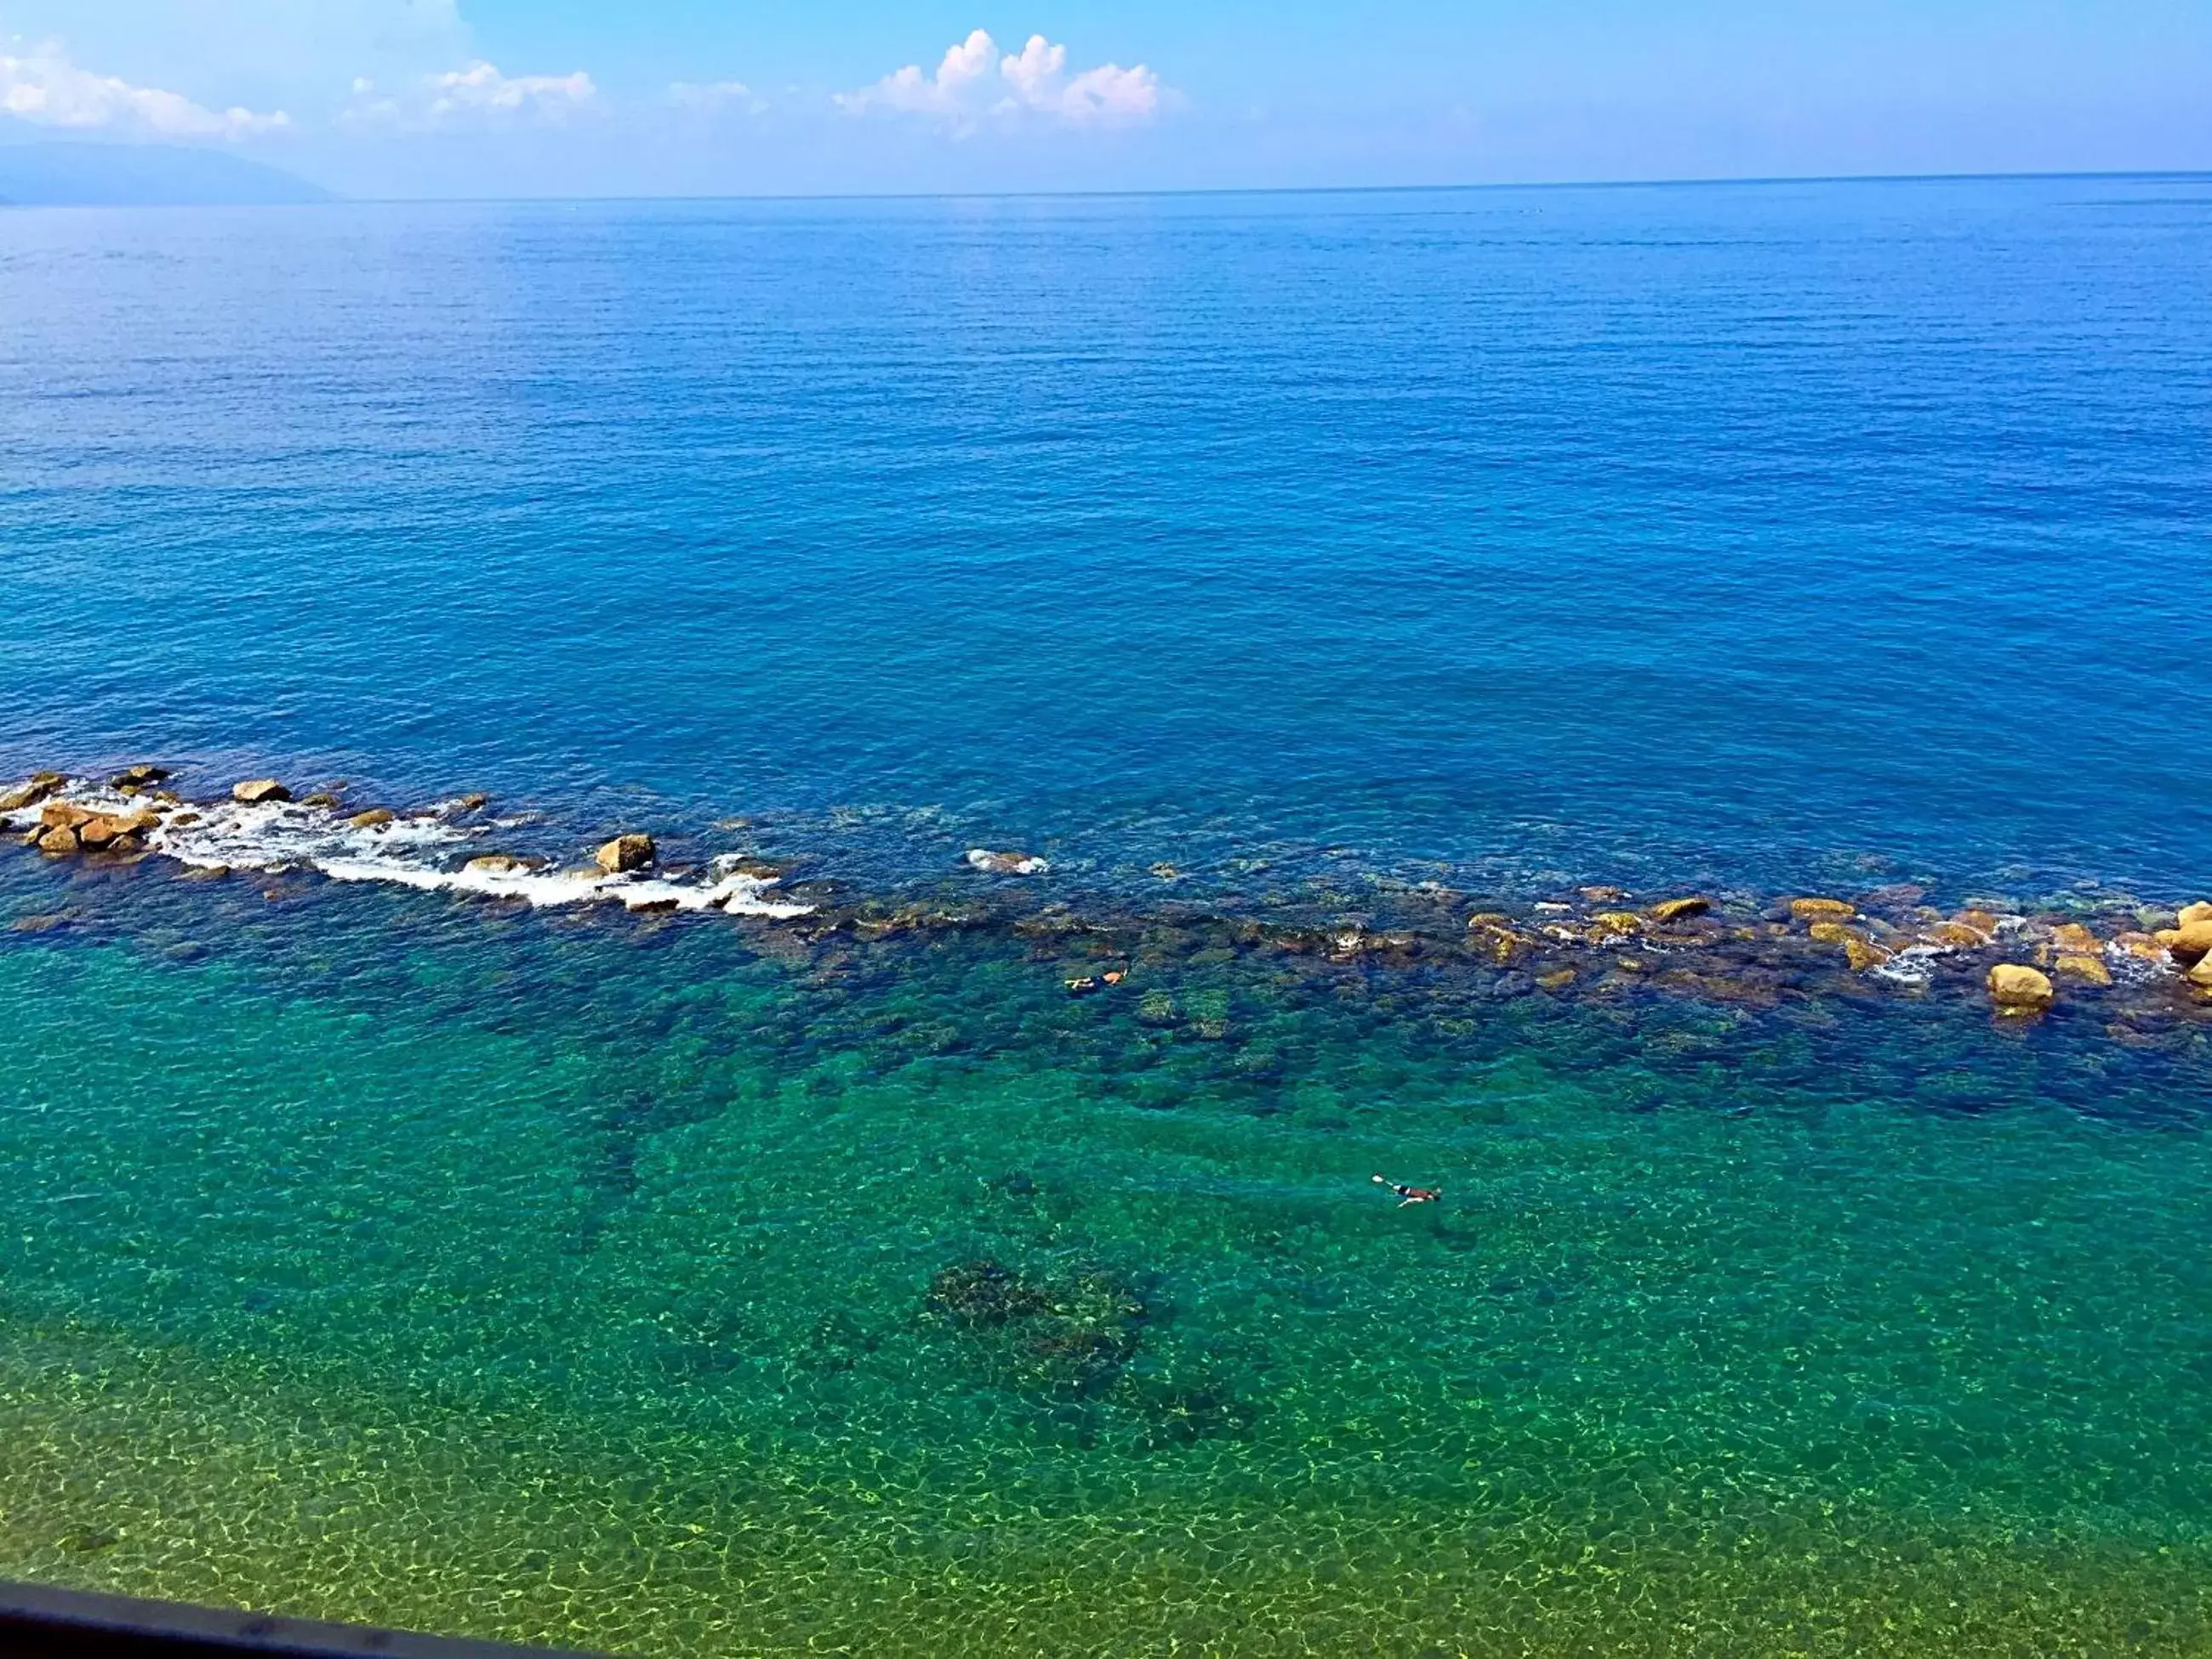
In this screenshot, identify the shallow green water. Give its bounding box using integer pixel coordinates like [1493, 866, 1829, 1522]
[3, 860, 2210, 1655]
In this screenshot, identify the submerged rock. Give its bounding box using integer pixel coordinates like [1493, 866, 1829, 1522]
[1790, 898, 1857, 921]
[1648, 896, 1712, 924]
[463, 853, 539, 875]
[2050, 921, 2100, 955]
[966, 848, 1050, 876]
[111, 764, 169, 790]
[231, 779, 291, 804]
[595, 835, 656, 875]
[2055, 953, 2113, 986]
[1987, 964, 2055, 1013]
[347, 808, 396, 830]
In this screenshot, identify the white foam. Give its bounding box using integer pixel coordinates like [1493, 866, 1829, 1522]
[2, 778, 812, 921]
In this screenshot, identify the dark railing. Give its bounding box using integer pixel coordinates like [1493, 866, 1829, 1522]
[0, 1581, 601, 1657]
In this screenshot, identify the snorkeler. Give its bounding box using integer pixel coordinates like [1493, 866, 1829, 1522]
[1373, 1174, 1441, 1207]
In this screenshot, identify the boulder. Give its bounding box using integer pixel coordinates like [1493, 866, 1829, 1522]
[2178, 901, 2212, 928]
[301, 792, 341, 809]
[39, 802, 97, 832]
[1931, 921, 1993, 949]
[36, 825, 81, 857]
[232, 779, 290, 804]
[966, 848, 1048, 876]
[462, 854, 539, 876]
[347, 808, 396, 830]
[111, 765, 169, 789]
[1987, 964, 2055, 1013]
[1791, 898, 1857, 921]
[75, 814, 131, 850]
[453, 794, 491, 813]
[2050, 922, 2099, 955]
[1844, 937, 1894, 972]
[1648, 896, 1711, 924]
[2055, 953, 2113, 986]
[0, 772, 65, 813]
[2153, 921, 2212, 964]
[1589, 910, 1643, 938]
[596, 835, 656, 875]
[2191, 955, 2212, 989]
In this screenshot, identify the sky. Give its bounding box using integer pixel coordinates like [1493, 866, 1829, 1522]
[0, 1, 2208, 198]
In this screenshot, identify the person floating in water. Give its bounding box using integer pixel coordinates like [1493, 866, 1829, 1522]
[1373, 1174, 1441, 1207]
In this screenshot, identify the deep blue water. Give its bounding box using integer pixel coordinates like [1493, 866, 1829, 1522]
[4, 175, 2209, 900]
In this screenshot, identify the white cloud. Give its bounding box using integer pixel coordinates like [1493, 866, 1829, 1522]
[0, 42, 288, 139]
[348, 60, 597, 131]
[669, 80, 763, 116]
[838, 30, 1163, 130]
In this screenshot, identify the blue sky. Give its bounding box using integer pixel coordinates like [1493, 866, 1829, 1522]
[1, 1, 2208, 197]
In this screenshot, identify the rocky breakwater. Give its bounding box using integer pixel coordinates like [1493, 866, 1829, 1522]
[4, 767, 174, 860]
[798, 875, 2212, 1052]
[1, 771, 813, 922]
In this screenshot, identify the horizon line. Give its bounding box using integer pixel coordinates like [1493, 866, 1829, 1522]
[9, 162, 2209, 210]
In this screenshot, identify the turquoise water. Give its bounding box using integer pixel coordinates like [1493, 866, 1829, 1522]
[3, 177, 2212, 1653]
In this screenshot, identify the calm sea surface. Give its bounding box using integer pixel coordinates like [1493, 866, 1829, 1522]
[2, 178, 2209, 1655]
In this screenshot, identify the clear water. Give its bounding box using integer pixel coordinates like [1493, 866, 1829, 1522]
[2, 178, 2210, 1655]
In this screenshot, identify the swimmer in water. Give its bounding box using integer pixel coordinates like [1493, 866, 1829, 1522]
[1373, 1174, 1441, 1207]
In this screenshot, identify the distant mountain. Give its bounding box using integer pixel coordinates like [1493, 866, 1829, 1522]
[0, 141, 331, 206]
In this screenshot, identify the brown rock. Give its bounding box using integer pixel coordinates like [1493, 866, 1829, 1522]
[966, 848, 1047, 876]
[111, 765, 169, 789]
[2112, 932, 2166, 962]
[36, 826, 81, 857]
[1648, 896, 1711, 924]
[1807, 921, 1856, 945]
[347, 808, 396, 830]
[232, 779, 291, 804]
[2180, 901, 2212, 928]
[596, 835, 656, 875]
[1791, 898, 1857, 921]
[1844, 937, 1894, 972]
[2055, 953, 2112, 986]
[39, 802, 97, 831]
[1954, 909, 2001, 935]
[2050, 922, 2099, 955]
[75, 815, 128, 850]
[454, 794, 491, 813]
[1536, 968, 1577, 989]
[462, 854, 539, 875]
[1931, 921, 1993, 949]
[2154, 921, 2212, 963]
[1987, 964, 2055, 1013]
[1579, 885, 1628, 904]
[302, 792, 341, 809]
[0, 772, 66, 812]
[2191, 955, 2212, 989]
[1589, 910, 1643, 938]
[1466, 920, 1533, 965]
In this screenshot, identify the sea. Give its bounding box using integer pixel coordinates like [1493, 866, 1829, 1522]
[1, 175, 2209, 1656]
